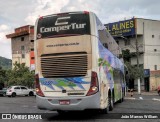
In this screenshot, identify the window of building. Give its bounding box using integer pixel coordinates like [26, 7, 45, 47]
[152, 35, 154, 38]
[21, 37, 24, 41]
[21, 46, 25, 50]
[22, 54, 25, 58]
[31, 57, 35, 60]
[30, 40, 34, 42]
[22, 63, 25, 65]
[154, 49, 157, 52]
[125, 39, 130, 46]
[155, 65, 157, 70]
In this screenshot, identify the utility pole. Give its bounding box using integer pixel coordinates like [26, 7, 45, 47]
[135, 19, 141, 95]
[135, 32, 139, 67]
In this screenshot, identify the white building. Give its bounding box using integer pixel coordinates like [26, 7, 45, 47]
[105, 18, 160, 91]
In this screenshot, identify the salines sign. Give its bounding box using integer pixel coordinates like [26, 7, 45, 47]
[105, 18, 136, 37]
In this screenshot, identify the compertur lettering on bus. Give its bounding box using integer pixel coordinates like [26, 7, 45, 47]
[40, 23, 86, 33]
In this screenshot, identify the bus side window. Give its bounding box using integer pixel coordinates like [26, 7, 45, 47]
[120, 71, 124, 83]
[96, 17, 108, 49]
[103, 43, 108, 49]
[113, 69, 120, 83]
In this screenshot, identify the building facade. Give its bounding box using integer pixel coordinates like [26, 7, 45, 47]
[6, 25, 35, 70]
[105, 18, 160, 91]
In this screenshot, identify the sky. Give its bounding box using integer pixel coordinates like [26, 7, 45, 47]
[0, 0, 160, 59]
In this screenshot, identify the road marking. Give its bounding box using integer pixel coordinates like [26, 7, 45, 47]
[125, 97, 136, 100]
[22, 105, 28, 108]
[139, 97, 143, 100]
[152, 98, 160, 101]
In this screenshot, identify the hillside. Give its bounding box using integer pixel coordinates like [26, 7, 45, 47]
[0, 56, 12, 69]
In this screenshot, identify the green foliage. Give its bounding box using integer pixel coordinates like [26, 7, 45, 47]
[98, 58, 108, 66]
[122, 49, 131, 62]
[125, 62, 144, 80]
[0, 66, 7, 86]
[7, 62, 35, 88]
[122, 49, 143, 79]
[0, 56, 12, 69]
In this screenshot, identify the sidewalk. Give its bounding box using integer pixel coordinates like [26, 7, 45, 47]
[127, 90, 158, 96]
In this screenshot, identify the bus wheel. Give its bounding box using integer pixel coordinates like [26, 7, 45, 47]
[119, 89, 124, 103]
[121, 91, 124, 102]
[100, 107, 108, 114]
[108, 94, 114, 111]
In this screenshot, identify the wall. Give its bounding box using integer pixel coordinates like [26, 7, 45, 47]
[137, 18, 160, 70]
[150, 70, 160, 91]
[11, 33, 34, 69]
[150, 76, 160, 91]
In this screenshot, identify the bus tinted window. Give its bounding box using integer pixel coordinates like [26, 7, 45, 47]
[37, 13, 90, 39]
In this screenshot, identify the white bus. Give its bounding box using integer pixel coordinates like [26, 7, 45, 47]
[34, 11, 126, 114]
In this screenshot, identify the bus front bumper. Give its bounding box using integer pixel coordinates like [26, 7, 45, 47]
[36, 92, 100, 111]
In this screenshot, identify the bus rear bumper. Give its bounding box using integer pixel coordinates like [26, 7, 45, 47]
[36, 92, 100, 111]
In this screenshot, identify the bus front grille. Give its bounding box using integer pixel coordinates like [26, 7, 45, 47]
[41, 52, 88, 78]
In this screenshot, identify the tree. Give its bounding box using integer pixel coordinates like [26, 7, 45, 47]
[125, 62, 144, 80]
[122, 49, 143, 80]
[0, 66, 7, 88]
[7, 62, 35, 88]
[122, 49, 131, 62]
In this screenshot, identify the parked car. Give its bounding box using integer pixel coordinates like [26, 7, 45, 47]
[6, 86, 34, 97]
[0, 88, 7, 96]
[158, 85, 160, 96]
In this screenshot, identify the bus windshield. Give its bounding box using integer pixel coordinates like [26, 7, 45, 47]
[36, 13, 91, 39]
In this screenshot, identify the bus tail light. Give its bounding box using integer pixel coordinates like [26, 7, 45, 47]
[35, 74, 45, 97]
[39, 16, 43, 20]
[86, 71, 99, 96]
[84, 11, 89, 14]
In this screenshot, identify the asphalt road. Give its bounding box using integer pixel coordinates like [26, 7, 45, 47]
[0, 92, 160, 122]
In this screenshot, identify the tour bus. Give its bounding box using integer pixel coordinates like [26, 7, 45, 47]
[34, 11, 126, 114]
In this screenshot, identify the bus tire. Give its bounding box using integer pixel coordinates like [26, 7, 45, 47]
[119, 89, 124, 103]
[100, 107, 108, 114]
[119, 97, 123, 103]
[121, 92, 124, 102]
[108, 93, 114, 111]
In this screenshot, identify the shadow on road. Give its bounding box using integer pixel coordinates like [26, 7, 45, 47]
[43, 111, 106, 121]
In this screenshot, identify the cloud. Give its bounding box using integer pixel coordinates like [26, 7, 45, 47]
[1, 0, 160, 59]
[0, 24, 11, 59]
[25, 0, 69, 24]
[0, 24, 11, 44]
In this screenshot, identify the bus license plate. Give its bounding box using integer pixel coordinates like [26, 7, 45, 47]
[59, 100, 70, 105]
